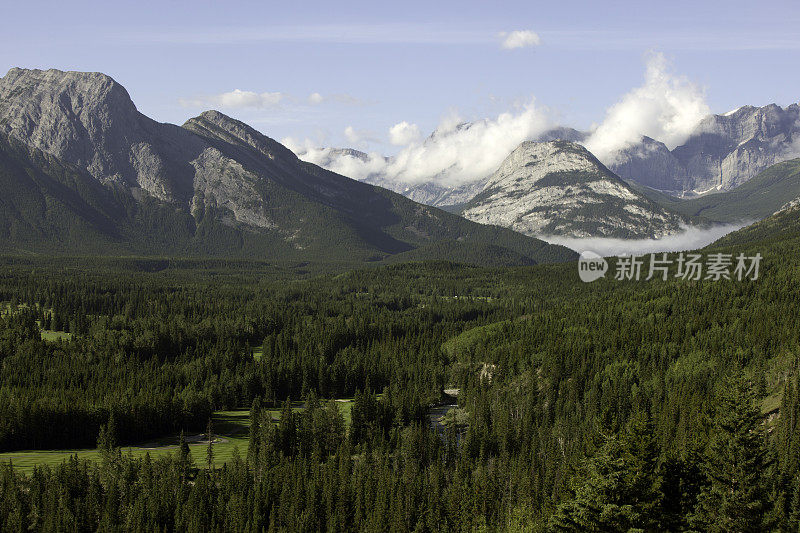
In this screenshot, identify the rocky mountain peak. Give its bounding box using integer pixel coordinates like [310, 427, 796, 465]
[487, 140, 599, 188]
[183, 109, 298, 166]
[0, 68, 228, 209]
[0, 68, 137, 123]
[462, 140, 685, 238]
[610, 136, 689, 192]
[608, 102, 800, 194]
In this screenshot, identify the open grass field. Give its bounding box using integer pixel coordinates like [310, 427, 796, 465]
[0, 410, 251, 474]
[0, 400, 356, 473]
[252, 344, 264, 360]
[2, 301, 73, 342]
[40, 329, 72, 341]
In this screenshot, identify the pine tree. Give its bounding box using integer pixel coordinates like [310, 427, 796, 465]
[789, 474, 800, 530]
[691, 376, 774, 532]
[206, 418, 214, 470]
[548, 415, 663, 532]
[177, 429, 194, 479]
[97, 413, 118, 452]
[248, 397, 261, 466]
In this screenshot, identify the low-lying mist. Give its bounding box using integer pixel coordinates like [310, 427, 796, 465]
[540, 222, 750, 257]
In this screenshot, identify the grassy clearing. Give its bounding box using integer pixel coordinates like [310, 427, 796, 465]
[762, 392, 783, 415]
[40, 329, 72, 342]
[0, 410, 251, 474]
[262, 399, 354, 425]
[252, 344, 263, 360]
[2, 301, 73, 342]
[0, 400, 356, 473]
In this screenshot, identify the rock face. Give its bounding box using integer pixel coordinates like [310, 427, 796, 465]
[775, 194, 800, 215]
[392, 180, 487, 207]
[0, 67, 574, 264]
[609, 136, 689, 192]
[673, 104, 800, 192]
[0, 67, 202, 204]
[461, 141, 685, 238]
[611, 103, 800, 194]
[0, 68, 372, 232]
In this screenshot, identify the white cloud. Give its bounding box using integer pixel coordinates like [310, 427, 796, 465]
[296, 99, 552, 187]
[180, 89, 362, 109]
[388, 121, 422, 146]
[179, 89, 285, 109]
[499, 30, 541, 49]
[344, 126, 361, 144]
[289, 51, 714, 192]
[541, 223, 748, 257]
[583, 52, 710, 163]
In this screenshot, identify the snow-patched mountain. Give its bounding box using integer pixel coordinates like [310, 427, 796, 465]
[461, 141, 686, 238]
[612, 103, 800, 194]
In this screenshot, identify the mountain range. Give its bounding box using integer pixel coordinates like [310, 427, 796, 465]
[311, 103, 800, 203]
[304, 102, 800, 240]
[0, 68, 574, 266]
[4, 66, 800, 256]
[637, 158, 800, 223]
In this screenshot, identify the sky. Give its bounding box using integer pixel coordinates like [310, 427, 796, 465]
[2, 0, 800, 172]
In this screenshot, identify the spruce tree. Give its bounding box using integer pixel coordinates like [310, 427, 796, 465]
[177, 429, 194, 479]
[691, 377, 774, 532]
[548, 414, 663, 532]
[248, 397, 261, 466]
[205, 418, 214, 470]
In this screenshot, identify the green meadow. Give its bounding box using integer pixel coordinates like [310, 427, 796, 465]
[0, 400, 355, 474]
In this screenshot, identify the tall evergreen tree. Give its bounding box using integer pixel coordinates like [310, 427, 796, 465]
[548, 415, 663, 532]
[691, 376, 774, 532]
[206, 419, 214, 470]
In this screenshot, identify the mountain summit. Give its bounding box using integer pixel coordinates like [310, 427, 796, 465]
[0, 68, 574, 265]
[461, 141, 686, 238]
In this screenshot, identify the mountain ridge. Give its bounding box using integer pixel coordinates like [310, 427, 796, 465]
[305, 103, 800, 206]
[0, 67, 575, 266]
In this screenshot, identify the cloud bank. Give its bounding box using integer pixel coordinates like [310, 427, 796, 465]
[294, 100, 552, 186]
[499, 30, 541, 49]
[180, 90, 361, 109]
[291, 53, 712, 190]
[541, 223, 748, 257]
[584, 52, 710, 163]
[388, 121, 422, 146]
[180, 89, 285, 109]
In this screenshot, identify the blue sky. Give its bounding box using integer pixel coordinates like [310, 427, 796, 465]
[2, 0, 799, 156]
